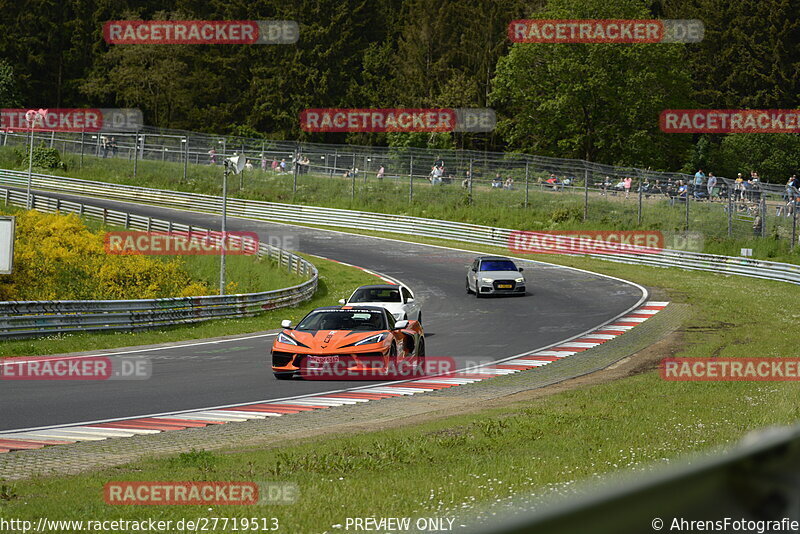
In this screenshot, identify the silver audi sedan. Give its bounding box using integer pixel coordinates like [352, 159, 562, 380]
[465, 256, 526, 297]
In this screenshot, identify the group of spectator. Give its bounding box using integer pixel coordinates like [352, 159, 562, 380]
[691, 169, 719, 200]
[731, 171, 762, 201]
[490, 173, 514, 190]
[100, 136, 118, 158]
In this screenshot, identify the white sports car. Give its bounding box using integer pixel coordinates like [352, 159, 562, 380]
[339, 284, 422, 324]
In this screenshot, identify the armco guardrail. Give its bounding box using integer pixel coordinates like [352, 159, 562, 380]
[1, 168, 799, 286]
[0, 186, 317, 338]
[469, 424, 800, 534]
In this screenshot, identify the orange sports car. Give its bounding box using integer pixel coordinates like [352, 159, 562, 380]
[271, 305, 425, 380]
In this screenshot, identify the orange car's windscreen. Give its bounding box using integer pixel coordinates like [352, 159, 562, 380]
[296, 310, 387, 331]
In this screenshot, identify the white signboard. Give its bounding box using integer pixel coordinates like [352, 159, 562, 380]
[0, 216, 15, 274]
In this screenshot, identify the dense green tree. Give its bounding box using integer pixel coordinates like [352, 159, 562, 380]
[491, 0, 694, 168]
[0, 0, 799, 173]
[658, 0, 800, 109]
[710, 133, 800, 182]
[0, 59, 21, 107]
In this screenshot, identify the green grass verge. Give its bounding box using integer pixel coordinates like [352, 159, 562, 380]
[2, 242, 798, 532]
[0, 253, 377, 358]
[2, 146, 797, 264]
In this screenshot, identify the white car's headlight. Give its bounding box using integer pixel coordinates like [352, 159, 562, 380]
[481, 277, 493, 283]
[277, 332, 298, 346]
[354, 333, 388, 346]
[515, 277, 525, 283]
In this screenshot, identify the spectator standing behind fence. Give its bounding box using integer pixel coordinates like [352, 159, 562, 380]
[786, 175, 799, 200]
[734, 173, 745, 200]
[623, 177, 632, 199]
[786, 175, 799, 215]
[280, 159, 287, 173]
[271, 158, 278, 172]
[462, 170, 472, 189]
[431, 165, 443, 185]
[694, 169, 705, 190]
[377, 165, 385, 180]
[600, 176, 610, 196]
[208, 147, 217, 165]
[707, 172, 717, 201]
[109, 137, 118, 157]
[261, 154, 267, 172]
[100, 135, 109, 158]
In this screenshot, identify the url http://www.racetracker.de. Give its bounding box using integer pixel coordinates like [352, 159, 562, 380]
[0, 516, 281, 533]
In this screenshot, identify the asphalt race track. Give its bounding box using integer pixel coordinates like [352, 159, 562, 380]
[0, 190, 645, 431]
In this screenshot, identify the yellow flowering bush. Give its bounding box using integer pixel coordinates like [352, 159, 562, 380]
[0, 211, 213, 301]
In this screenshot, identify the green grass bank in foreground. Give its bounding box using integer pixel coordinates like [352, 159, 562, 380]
[2, 146, 797, 264]
[0, 253, 378, 359]
[3, 252, 798, 533]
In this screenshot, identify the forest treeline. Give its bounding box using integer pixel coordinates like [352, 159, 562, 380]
[1, 0, 799, 180]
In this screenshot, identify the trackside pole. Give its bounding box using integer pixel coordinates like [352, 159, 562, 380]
[220, 163, 229, 296]
[727, 188, 733, 237]
[524, 161, 529, 208]
[183, 136, 188, 183]
[637, 173, 643, 225]
[468, 158, 473, 197]
[409, 155, 414, 203]
[583, 164, 589, 221]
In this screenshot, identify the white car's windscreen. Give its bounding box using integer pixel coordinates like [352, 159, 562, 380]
[349, 288, 402, 303]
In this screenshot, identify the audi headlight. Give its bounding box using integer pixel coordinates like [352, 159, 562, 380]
[353, 333, 388, 346]
[481, 277, 493, 283]
[277, 332, 298, 346]
[515, 277, 525, 283]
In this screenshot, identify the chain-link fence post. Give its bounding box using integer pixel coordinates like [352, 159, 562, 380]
[760, 197, 767, 238]
[685, 188, 690, 231]
[791, 201, 797, 250]
[727, 188, 733, 237]
[468, 158, 473, 198]
[583, 163, 589, 221]
[182, 136, 188, 183]
[524, 161, 529, 208]
[409, 155, 414, 203]
[637, 173, 643, 225]
[293, 148, 299, 194]
[79, 129, 85, 169]
[133, 131, 139, 178]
